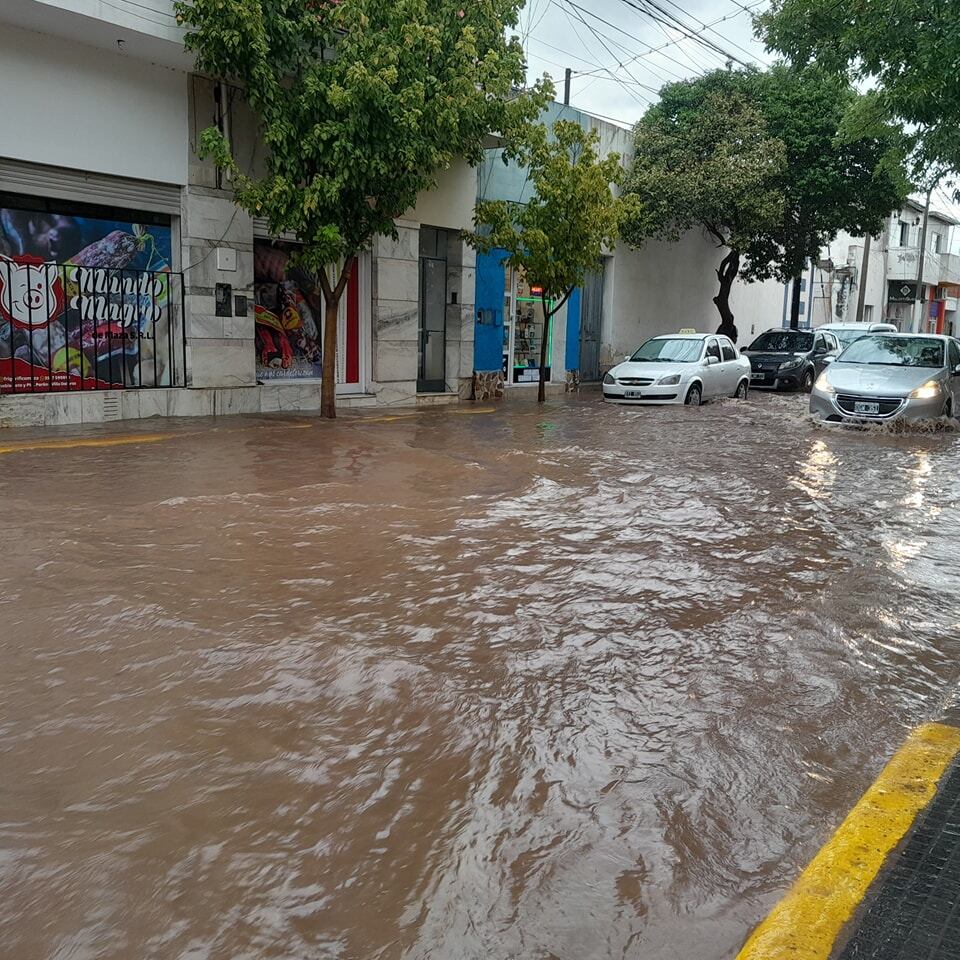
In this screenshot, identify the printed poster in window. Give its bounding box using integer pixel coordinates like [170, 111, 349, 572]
[254, 241, 323, 380]
[0, 204, 173, 393]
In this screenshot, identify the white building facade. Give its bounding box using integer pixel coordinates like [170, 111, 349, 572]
[0, 0, 477, 428]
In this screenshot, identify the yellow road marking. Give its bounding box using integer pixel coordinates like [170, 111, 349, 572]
[737, 722, 960, 960]
[0, 433, 176, 456]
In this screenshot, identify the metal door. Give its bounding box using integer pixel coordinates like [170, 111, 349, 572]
[418, 255, 447, 392]
[579, 266, 604, 382]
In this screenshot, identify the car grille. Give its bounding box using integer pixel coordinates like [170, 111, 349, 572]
[617, 377, 655, 386]
[835, 394, 905, 418]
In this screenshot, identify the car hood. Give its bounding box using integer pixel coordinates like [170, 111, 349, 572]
[825, 363, 941, 397]
[611, 361, 698, 380]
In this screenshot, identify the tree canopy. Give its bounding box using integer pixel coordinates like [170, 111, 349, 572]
[759, 0, 960, 173]
[469, 120, 637, 401]
[622, 66, 909, 336]
[739, 64, 910, 288]
[174, 0, 550, 416]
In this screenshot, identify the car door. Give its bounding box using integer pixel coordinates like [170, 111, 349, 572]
[702, 337, 724, 397]
[949, 340, 960, 410]
[812, 333, 831, 375]
[719, 338, 740, 393]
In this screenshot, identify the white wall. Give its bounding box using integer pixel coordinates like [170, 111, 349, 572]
[0, 23, 188, 185]
[405, 160, 477, 232]
[600, 231, 787, 364]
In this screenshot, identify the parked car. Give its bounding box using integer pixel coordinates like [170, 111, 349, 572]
[741, 328, 840, 392]
[603, 333, 751, 406]
[810, 334, 960, 423]
[818, 321, 898, 351]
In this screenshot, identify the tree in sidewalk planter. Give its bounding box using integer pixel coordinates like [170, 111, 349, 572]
[174, 0, 551, 418]
[735, 65, 910, 329]
[468, 120, 639, 403]
[759, 0, 960, 176]
[621, 71, 786, 344]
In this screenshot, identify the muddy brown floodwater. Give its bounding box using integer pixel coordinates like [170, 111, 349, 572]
[2, 392, 960, 960]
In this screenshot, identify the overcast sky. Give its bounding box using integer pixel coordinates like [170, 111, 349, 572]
[520, 0, 771, 128]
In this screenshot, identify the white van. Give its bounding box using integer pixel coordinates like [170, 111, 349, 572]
[818, 322, 898, 351]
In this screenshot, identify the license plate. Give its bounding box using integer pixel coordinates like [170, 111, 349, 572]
[751, 373, 765, 381]
[854, 401, 880, 415]
[624, 390, 643, 398]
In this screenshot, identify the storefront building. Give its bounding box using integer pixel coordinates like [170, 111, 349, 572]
[0, 2, 477, 428]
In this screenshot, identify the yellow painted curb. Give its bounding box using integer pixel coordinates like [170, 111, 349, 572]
[737, 722, 960, 960]
[0, 433, 176, 456]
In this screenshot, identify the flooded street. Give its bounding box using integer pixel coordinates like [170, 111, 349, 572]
[2, 392, 960, 960]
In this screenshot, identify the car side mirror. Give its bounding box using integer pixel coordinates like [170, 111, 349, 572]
[954, 363, 960, 376]
[823, 355, 836, 365]
[704, 355, 719, 366]
[623, 355, 632, 362]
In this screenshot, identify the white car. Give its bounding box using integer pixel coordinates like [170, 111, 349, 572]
[818, 322, 898, 351]
[603, 333, 751, 406]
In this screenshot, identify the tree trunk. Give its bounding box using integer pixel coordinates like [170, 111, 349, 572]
[317, 260, 355, 420]
[789, 273, 803, 330]
[713, 249, 741, 343]
[538, 294, 551, 404]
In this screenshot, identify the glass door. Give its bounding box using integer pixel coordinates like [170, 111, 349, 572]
[418, 228, 447, 393]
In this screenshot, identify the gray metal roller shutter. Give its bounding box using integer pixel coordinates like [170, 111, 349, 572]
[253, 217, 297, 241]
[0, 158, 182, 217]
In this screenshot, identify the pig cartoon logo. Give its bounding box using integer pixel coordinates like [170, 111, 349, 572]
[0, 255, 65, 330]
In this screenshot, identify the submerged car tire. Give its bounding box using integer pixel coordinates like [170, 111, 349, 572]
[685, 383, 702, 407]
[734, 379, 748, 400]
[802, 369, 815, 393]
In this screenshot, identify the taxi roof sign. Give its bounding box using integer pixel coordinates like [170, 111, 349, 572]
[678, 327, 697, 335]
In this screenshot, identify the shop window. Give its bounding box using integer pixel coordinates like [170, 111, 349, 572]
[510, 270, 553, 384]
[253, 240, 360, 385]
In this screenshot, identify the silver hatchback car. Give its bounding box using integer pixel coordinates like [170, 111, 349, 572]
[810, 334, 960, 423]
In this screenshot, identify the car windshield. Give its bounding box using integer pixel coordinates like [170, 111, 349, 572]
[630, 338, 703, 363]
[838, 336, 944, 368]
[747, 331, 814, 353]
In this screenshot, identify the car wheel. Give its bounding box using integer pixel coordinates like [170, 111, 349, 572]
[802, 369, 815, 393]
[685, 383, 702, 407]
[734, 379, 748, 400]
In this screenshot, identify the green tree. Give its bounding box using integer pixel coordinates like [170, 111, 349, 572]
[621, 71, 786, 342]
[622, 67, 909, 338]
[468, 120, 638, 402]
[759, 0, 960, 173]
[174, 0, 550, 418]
[738, 65, 910, 328]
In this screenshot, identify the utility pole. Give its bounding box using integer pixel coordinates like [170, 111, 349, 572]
[564, 68, 572, 107]
[855, 233, 872, 323]
[913, 179, 940, 332]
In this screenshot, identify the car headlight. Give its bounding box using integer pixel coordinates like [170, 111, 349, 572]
[657, 374, 681, 386]
[910, 380, 942, 400]
[814, 372, 835, 394]
[779, 358, 803, 371]
[603, 372, 616, 385]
